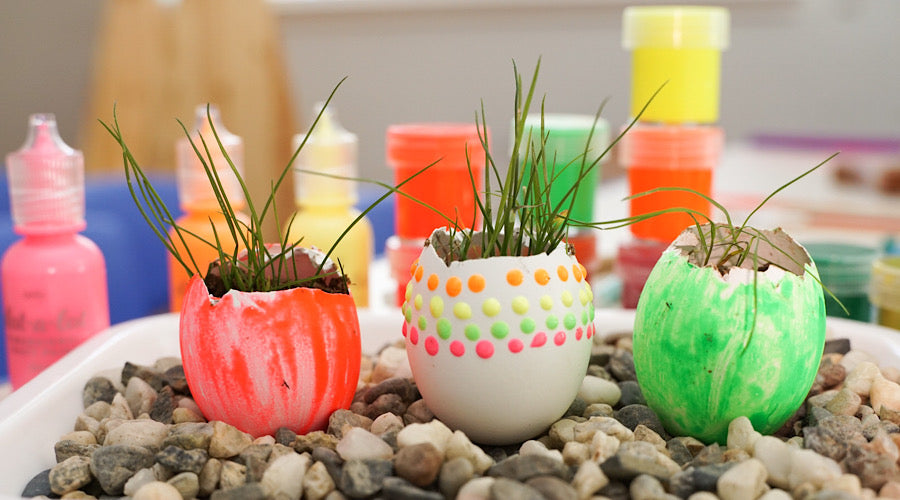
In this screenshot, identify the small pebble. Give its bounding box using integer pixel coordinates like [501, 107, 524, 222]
[578, 375, 622, 406]
[394, 442, 443, 487]
[133, 481, 183, 500]
[209, 421, 253, 459]
[49, 456, 92, 495]
[335, 426, 393, 461]
[571, 460, 609, 499]
[440, 457, 476, 499]
[302, 460, 336, 500]
[260, 452, 310, 500]
[717, 458, 768, 500]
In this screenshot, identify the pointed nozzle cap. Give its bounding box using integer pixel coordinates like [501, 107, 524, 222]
[292, 103, 358, 206]
[176, 105, 245, 211]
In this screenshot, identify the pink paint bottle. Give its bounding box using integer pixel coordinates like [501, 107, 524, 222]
[2, 114, 110, 389]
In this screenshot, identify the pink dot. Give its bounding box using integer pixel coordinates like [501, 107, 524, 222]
[575, 327, 583, 341]
[409, 327, 419, 345]
[402, 322, 408, 337]
[554, 332, 566, 346]
[450, 341, 465, 357]
[425, 336, 439, 356]
[508, 339, 524, 353]
[586, 324, 594, 339]
[530, 332, 547, 348]
[476, 340, 494, 359]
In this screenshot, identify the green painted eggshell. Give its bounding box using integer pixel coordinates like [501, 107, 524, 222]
[633, 230, 826, 444]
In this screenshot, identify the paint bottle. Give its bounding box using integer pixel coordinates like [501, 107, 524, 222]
[620, 124, 724, 243]
[870, 256, 900, 330]
[804, 242, 878, 322]
[385, 124, 486, 306]
[285, 105, 373, 307]
[616, 238, 669, 309]
[518, 114, 609, 281]
[2, 114, 110, 389]
[169, 105, 247, 311]
[622, 5, 730, 124]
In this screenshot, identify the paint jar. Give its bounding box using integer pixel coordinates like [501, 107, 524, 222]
[804, 242, 878, 322]
[617, 238, 669, 308]
[620, 124, 723, 243]
[385, 123, 487, 305]
[517, 113, 610, 282]
[622, 5, 730, 123]
[871, 256, 900, 330]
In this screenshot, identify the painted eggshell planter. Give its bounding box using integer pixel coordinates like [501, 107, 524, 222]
[180, 275, 361, 438]
[403, 230, 595, 445]
[633, 228, 826, 444]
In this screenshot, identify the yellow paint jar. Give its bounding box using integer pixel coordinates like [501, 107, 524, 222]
[622, 6, 730, 124]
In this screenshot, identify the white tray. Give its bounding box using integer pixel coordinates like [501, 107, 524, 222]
[0, 309, 898, 498]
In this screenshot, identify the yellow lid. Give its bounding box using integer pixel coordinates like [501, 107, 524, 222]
[622, 6, 729, 50]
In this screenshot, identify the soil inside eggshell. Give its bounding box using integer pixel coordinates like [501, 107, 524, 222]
[203, 245, 349, 297]
[673, 224, 810, 277]
[427, 229, 576, 264]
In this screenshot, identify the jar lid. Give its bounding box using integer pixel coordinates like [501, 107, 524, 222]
[619, 124, 724, 168]
[386, 123, 487, 169]
[870, 256, 900, 308]
[622, 6, 730, 50]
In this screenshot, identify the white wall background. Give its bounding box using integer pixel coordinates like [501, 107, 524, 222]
[2, 0, 899, 183]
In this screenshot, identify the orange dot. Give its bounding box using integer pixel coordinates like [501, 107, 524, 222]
[409, 259, 419, 276]
[534, 269, 550, 285]
[446, 276, 463, 297]
[468, 274, 486, 293]
[579, 264, 588, 279]
[557, 265, 569, 281]
[427, 274, 439, 291]
[572, 264, 583, 282]
[414, 265, 424, 282]
[506, 269, 524, 286]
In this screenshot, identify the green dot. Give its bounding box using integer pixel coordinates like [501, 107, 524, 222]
[546, 315, 559, 329]
[482, 298, 501, 317]
[561, 291, 574, 307]
[491, 321, 510, 339]
[582, 310, 589, 325]
[540, 295, 553, 311]
[454, 302, 472, 320]
[437, 318, 452, 339]
[418, 316, 427, 331]
[589, 303, 595, 321]
[465, 324, 481, 341]
[404, 307, 412, 323]
[564, 313, 577, 330]
[520, 318, 536, 334]
[414, 294, 423, 310]
[430, 296, 445, 318]
[511, 296, 529, 315]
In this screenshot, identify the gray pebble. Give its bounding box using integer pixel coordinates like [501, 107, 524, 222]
[339, 459, 393, 498]
[21, 469, 53, 498]
[364, 393, 408, 420]
[239, 443, 273, 482]
[488, 454, 569, 482]
[804, 415, 867, 462]
[274, 427, 297, 446]
[149, 385, 176, 424]
[381, 476, 443, 500]
[162, 422, 213, 450]
[394, 442, 442, 487]
[167, 471, 200, 499]
[403, 399, 434, 425]
[312, 446, 344, 484]
[163, 365, 188, 394]
[841, 444, 900, 491]
[122, 361, 166, 391]
[90, 444, 156, 495]
[618, 380, 646, 406]
[294, 430, 339, 454]
[156, 445, 208, 474]
[608, 350, 636, 381]
[489, 476, 545, 500]
[692, 462, 735, 492]
[198, 458, 222, 497]
[328, 409, 372, 439]
[363, 377, 418, 404]
[49, 456, 92, 495]
[526, 475, 578, 500]
[209, 482, 266, 500]
[439, 456, 474, 499]
[83, 376, 118, 408]
[55, 440, 100, 463]
[218, 459, 247, 490]
[613, 404, 667, 438]
[599, 441, 679, 481]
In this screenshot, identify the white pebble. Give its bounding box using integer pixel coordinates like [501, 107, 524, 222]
[688, 493, 720, 500]
[717, 458, 768, 500]
[336, 427, 394, 461]
[109, 393, 134, 420]
[370, 346, 412, 383]
[591, 430, 621, 463]
[758, 489, 792, 500]
[124, 468, 158, 497]
[261, 452, 310, 500]
[302, 460, 335, 500]
[397, 420, 453, 454]
[103, 419, 169, 450]
[132, 481, 183, 500]
[788, 449, 841, 489]
[753, 436, 792, 490]
[254, 435, 276, 446]
[578, 375, 622, 406]
[519, 440, 563, 463]
[562, 441, 590, 466]
[822, 473, 862, 497]
[370, 412, 404, 436]
[456, 476, 495, 500]
[125, 376, 158, 417]
[840, 350, 878, 374]
[871, 377, 900, 413]
[572, 460, 610, 499]
[845, 361, 882, 397]
[445, 430, 493, 474]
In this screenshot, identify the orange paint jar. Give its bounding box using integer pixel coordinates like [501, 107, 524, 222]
[620, 124, 723, 243]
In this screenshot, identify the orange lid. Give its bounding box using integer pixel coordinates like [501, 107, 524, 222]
[386, 123, 487, 169]
[619, 124, 723, 168]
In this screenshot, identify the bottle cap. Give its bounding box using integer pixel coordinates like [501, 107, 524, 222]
[619, 124, 723, 168]
[622, 6, 729, 50]
[176, 105, 245, 212]
[293, 104, 358, 206]
[518, 114, 610, 223]
[5, 113, 85, 233]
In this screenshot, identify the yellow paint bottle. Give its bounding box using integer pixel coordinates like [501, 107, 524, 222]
[285, 105, 373, 307]
[622, 6, 730, 124]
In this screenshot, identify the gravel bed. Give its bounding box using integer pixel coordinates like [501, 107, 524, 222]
[19, 332, 900, 499]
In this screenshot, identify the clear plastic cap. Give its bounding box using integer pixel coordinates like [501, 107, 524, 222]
[293, 103, 358, 206]
[176, 105, 245, 212]
[5, 114, 85, 233]
[622, 6, 730, 50]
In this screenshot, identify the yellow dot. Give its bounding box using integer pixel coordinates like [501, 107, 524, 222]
[557, 265, 569, 281]
[414, 294, 423, 310]
[414, 266, 424, 282]
[405, 280, 413, 300]
[579, 288, 590, 306]
[446, 276, 462, 297]
[453, 302, 472, 320]
[468, 274, 486, 293]
[562, 291, 574, 307]
[511, 296, 529, 315]
[506, 269, 524, 286]
[482, 298, 501, 317]
[427, 273, 440, 291]
[540, 295, 553, 311]
[534, 269, 550, 285]
[430, 296, 444, 318]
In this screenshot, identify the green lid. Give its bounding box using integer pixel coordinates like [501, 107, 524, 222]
[515, 114, 610, 223]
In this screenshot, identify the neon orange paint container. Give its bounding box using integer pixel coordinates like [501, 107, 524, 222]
[620, 124, 723, 243]
[385, 124, 487, 305]
[622, 6, 730, 124]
